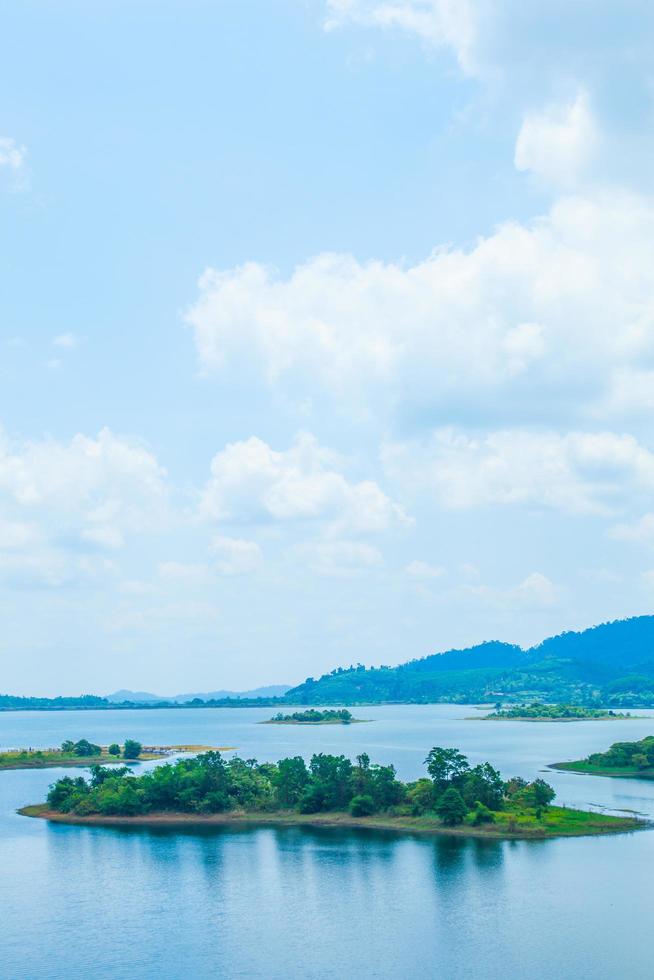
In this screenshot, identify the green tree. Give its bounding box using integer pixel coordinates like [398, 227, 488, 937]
[123, 739, 142, 760]
[530, 779, 555, 807]
[459, 763, 504, 810]
[273, 756, 309, 807]
[425, 747, 469, 787]
[369, 763, 405, 809]
[108, 743, 121, 757]
[308, 753, 353, 810]
[435, 787, 468, 825]
[406, 778, 434, 815]
[73, 738, 101, 757]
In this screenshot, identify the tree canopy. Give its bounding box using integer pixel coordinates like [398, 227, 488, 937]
[45, 745, 555, 828]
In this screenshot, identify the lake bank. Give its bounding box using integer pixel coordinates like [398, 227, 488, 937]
[550, 761, 654, 779]
[18, 804, 647, 840]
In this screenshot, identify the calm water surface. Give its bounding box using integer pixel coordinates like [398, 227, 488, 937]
[2, 705, 654, 979]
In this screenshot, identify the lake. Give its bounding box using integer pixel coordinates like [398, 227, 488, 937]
[2, 704, 654, 979]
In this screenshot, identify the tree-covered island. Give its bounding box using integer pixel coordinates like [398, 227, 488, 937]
[0, 739, 229, 770]
[551, 735, 654, 779]
[481, 703, 633, 721]
[20, 746, 644, 839]
[263, 708, 365, 725]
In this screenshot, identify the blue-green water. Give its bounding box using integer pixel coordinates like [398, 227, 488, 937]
[2, 705, 654, 979]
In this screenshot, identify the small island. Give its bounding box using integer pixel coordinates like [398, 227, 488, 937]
[0, 738, 231, 770]
[19, 746, 645, 839]
[551, 734, 654, 779]
[480, 703, 633, 722]
[263, 708, 365, 725]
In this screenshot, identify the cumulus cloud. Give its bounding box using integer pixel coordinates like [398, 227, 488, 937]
[515, 91, 598, 186]
[0, 426, 168, 550]
[186, 190, 654, 428]
[211, 535, 263, 575]
[0, 137, 28, 191]
[303, 540, 383, 576]
[610, 513, 654, 545]
[158, 561, 211, 584]
[0, 137, 25, 171]
[200, 432, 408, 533]
[53, 333, 78, 350]
[464, 571, 559, 609]
[382, 427, 654, 514]
[405, 559, 445, 578]
[323, 0, 487, 76]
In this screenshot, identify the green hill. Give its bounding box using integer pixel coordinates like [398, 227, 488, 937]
[284, 617, 654, 706]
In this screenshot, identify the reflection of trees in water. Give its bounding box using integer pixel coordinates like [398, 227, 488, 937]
[430, 833, 505, 881]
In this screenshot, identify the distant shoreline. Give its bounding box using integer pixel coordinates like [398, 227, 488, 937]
[261, 719, 370, 726]
[0, 744, 235, 771]
[549, 761, 654, 780]
[18, 805, 647, 840]
[472, 716, 642, 723]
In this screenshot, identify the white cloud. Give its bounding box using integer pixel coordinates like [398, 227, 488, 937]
[81, 526, 125, 550]
[382, 427, 654, 514]
[200, 432, 408, 533]
[323, 0, 488, 76]
[405, 559, 445, 579]
[304, 540, 383, 576]
[0, 137, 28, 191]
[0, 519, 42, 550]
[0, 426, 168, 551]
[0, 550, 115, 590]
[610, 513, 654, 545]
[53, 333, 77, 350]
[186, 190, 654, 428]
[211, 535, 263, 575]
[0, 137, 26, 171]
[158, 561, 210, 584]
[465, 571, 559, 609]
[515, 91, 598, 186]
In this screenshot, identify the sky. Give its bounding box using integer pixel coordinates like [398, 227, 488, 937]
[3, 0, 654, 695]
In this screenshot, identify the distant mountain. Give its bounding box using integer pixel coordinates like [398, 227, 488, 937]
[106, 685, 290, 704]
[284, 616, 654, 707]
[106, 689, 162, 703]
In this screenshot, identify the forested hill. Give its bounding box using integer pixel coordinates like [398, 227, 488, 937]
[284, 616, 654, 707]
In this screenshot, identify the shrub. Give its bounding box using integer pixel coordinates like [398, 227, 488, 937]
[471, 802, 495, 825]
[349, 794, 376, 817]
[108, 743, 121, 757]
[406, 779, 434, 815]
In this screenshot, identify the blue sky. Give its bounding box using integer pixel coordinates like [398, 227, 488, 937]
[3, 0, 654, 694]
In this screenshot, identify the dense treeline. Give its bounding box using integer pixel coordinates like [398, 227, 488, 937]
[269, 709, 354, 723]
[0, 694, 284, 711]
[486, 703, 629, 720]
[0, 695, 110, 710]
[45, 747, 555, 825]
[586, 736, 654, 770]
